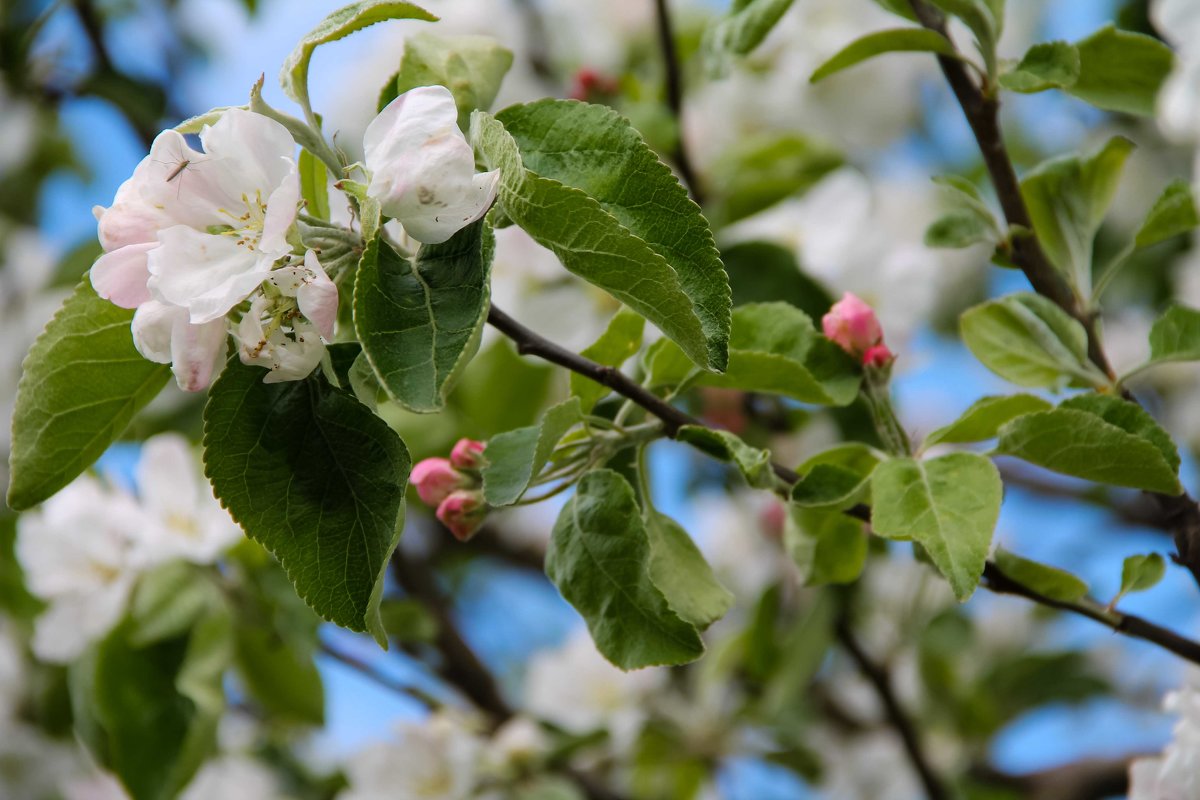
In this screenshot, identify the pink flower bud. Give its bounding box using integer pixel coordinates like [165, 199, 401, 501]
[863, 343, 895, 368]
[759, 500, 786, 540]
[449, 438, 487, 470]
[822, 292, 884, 359]
[410, 458, 465, 507]
[436, 490, 486, 541]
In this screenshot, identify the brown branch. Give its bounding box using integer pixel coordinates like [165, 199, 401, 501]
[651, 0, 705, 205]
[319, 640, 439, 709]
[834, 615, 950, 800]
[907, 0, 1200, 589]
[972, 755, 1144, 800]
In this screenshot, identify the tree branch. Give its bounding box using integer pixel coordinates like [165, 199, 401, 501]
[651, 0, 705, 204]
[972, 755, 1143, 800]
[834, 615, 950, 800]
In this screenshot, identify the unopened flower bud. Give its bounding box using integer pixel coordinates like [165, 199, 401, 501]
[450, 438, 487, 470]
[822, 292, 888, 364]
[436, 490, 486, 541]
[410, 458, 466, 507]
[863, 343, 895, 368]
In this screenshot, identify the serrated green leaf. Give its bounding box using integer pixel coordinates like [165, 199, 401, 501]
[1145, 305, 1200, 366]
[354, 222, 492, 412]
[925, 394, 1052, 446]
[495, 100, 731, 372]
[473, 110, 723, 371]
[280, 1, 437, 109]
[676, 426, 774, 489]
[810, 28, 956, 83]
[991, 549, 1089, 602]
[702, 0, 797, 75]
[784, 505, 867, 585]
[1118, 553, 1166, 599]
[203, 358, 410, 643]
[1136, 180, 1199, 249]
[646, 512, 733, 629]
[570, 308, 645, 413]
[7, 277, 170, 510]
[381, 32, 513, 129]
[1069, 25, 1173, 116]
[1000, 41, 1080, 92]
[546, 470, 704, 669]
[960, 292, 1106, 388]
[1020, 136, 1135, 291]
[870, 453, 1002, 601]
[995, 394, 1182, 494]
[481, 397, 582, 506]
[298, 148, 330, 220]
[791, 443, 880, 509]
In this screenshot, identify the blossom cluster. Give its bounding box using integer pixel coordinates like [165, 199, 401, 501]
[411, 438, 489, 540]
[90, 85, 498, 392]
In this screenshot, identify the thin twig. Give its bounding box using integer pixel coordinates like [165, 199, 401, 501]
[651, 0, 705, 204]
[319, 640, 439, 709]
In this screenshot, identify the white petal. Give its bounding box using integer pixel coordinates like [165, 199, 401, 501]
[96, 177, 175, 250]
[135, 433, 200, 522]
[91, 242, 156, 309]
[259, 161, 300, 257]
[32, 579, 133, 664]
[364, 86, 462, 173]
[132, 299, 185, 363]
[169, 315, 228, 392]
[199, 108, 297, 194]
[263, 320, 324, 383]
[149, 226, 272, 323]
[296, 251, 338, 339]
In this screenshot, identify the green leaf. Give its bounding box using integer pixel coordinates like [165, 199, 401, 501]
[1135, 180, 1199, 249]
[280, 1, 437, 108]
[337, 179, 382, 243]
[702, 0, 796, 75]
[546, 470, 704, 669]
[810, 29, 956, 83]
[1020, 136, 1135, 290]
[721, 241, 834, 323]
[473, 110, 725, 372]
[382, 32, 513, 129]
[7, 278, 170, 510]
[1117, 553, 1166, 600]
[708, 135, 843, 225]
[924, 394, 1052, 446]
[930, 0, 1001, 75]
[1068, 25, 1173, 116]
[999, 41, 1080, 92]
[481, 397, 582, 506]
[493, 100, 732, 372]
[203, 358, 411, 643]
[959, 292, 1106, 388]
[870, 453, 1002, 601]
[646, 512, 734, 629]
[1146, 305, 1200, 366]
[127, 564, 224, 647]
[784, 505, 867, 586]
[298, 148, 330, 221]
[76, 612, 232, 800]
[995, 394, 1182, 494]
[378, 598, 439, 643]
[925, 212, 997, 249]
[570, 308, 645, 413]
[991, 549, 1089, 603]
[676, 426, 774, 489]
[354, 222, 492, 412]
[791, 444, 880, 510]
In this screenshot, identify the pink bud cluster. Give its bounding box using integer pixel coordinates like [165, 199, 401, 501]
[410, 439, 488, 541]
[821, 292, 895, 368]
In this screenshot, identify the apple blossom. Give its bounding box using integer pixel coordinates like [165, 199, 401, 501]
[1129, 684, 1200, 800]
[363, 85, 500, 244]
[435, 490, 486, 541]
[863, 343, 895, 369]
[341, 712, 485, 800]
[448, 438, 486, 469]
[822, 291, 885, 361]
[410, 457, 467, 506]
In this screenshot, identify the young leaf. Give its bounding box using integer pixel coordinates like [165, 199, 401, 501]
[495, 100, 732, 372]
[924, 394, 1052, 447]
[929, 0, 1000, 75]
[959, 293, 1106, 388]
[676, 426, 774, 489]
[481, 397, 583, 506]
[870, 453, 1003, 601]
[991, 549, 1089, 603]
[999, 41, 1079, 93]
[1069, 25, 1173, 116]
[298, 148, 330, 221]
[1020, 136, 1135, 291]
[701, 0, 797, 75]
[1135, 179, 1199, 249]
[203, 358, 411, 644]
[381, 32, 513, 129]
[925, 212, 997, 249]
[791, 443, 880, 510]
[545, 470, 704, 669]
[1114, 553, 1166, 605]
[570, 307, 645, 413]
[280, 1, 437, 109]
[646, 512, 734, 629]
[1145, 305, 1200, 366]
[995, 394, 1182, 495]
[7, 278, 170, 510]
[784, 505, 868, 586]
[810, 29, 956, 83]
[354, 221, 492, 412]
[473, 110, 722, 372]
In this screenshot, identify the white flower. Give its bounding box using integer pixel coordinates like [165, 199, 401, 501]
[180, 755, 289, 800]
[364, 86, 500, 244]
[341, 712, 485, 800]
[1130, 684, 1200, 800]
[1154, 0, 1200, 143]
[523, 631, 665, 749]
[15, 476, 147, 662]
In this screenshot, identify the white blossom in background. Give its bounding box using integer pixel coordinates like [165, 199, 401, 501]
[693, 491, 788, 600]
[1154, 0, 1200, 146]
[1130, 684, 1200, 800]
[340, 711, 485, 800]
[0, 85, 37, 179]
[180, 755, 291, 800]
[364, 85, 500, 244]
[524, 631, 665, 751]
